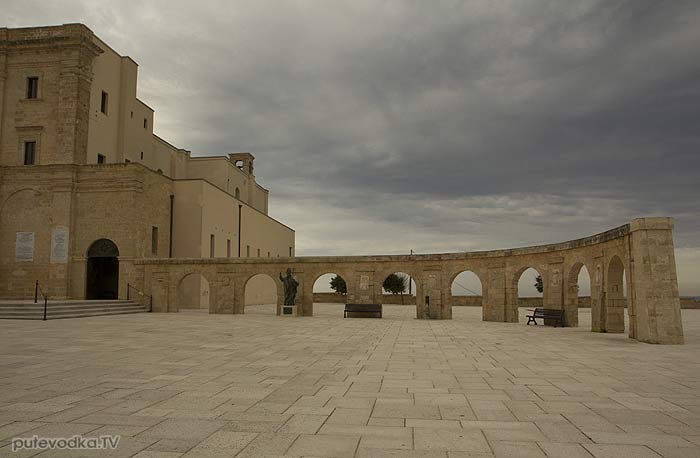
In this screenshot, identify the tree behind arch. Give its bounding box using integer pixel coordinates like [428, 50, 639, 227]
[330, 275, 347, 295]
[384, 273, 408, 304]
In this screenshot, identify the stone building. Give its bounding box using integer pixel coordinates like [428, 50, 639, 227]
[0, 24, 294, 304]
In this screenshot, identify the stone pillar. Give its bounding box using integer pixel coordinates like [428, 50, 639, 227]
[563, 270, 580, 328]
[628, 218, 684, 344]
[232, 278, 245, 314]
[417, 269, 444, 319]
[0, 45, 6, 156]
[211, 273, 235, 314]
[485, 265, 507, 322]
[149, 270, 170, 313]
[441, 270, 453, 320]
[603, 255, 626, 334]
[544, 260, 564, 325]
[46, 177, 75, 299]
[297, 270, 312, 316]
[57, 34, 100, 165]
[590, 257, 604, 332]
[352, 271, 374, 304]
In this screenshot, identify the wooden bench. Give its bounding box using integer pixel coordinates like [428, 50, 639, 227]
[344, 303, 382, 318]
[526, 308, 564, 327]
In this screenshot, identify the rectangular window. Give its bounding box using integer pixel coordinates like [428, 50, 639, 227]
[100, 91, 108, 114]
[143, 118, 148, 129]
[267, 251, 270, 257]
[97, 154, 106, 164]
[226, 239, 231, 257]
[23, 141, 36, 165]
[151, 226, 158, 255]
[289, 246, 293, 257]
[246, 245, 250, 257]
[210, 234, 215, 257]
[26, 77, 39, 99]
[257, 248, 260, 257]
[140, 151, 144, 160]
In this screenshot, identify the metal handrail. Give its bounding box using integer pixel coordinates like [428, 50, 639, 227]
[34, 280, 49, 321]
[127, 283, 153, 312]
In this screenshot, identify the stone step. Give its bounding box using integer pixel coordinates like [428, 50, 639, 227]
[3, 309, 148, 320]
[0, 300, 148, 320]
[0, 301, 143, 310]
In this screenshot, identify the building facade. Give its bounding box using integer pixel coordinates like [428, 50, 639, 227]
[0, 24, 294, 304]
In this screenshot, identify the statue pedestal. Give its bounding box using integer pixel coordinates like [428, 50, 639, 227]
[281, 305, 297, 317]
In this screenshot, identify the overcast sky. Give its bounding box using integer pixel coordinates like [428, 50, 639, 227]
[4, 0, 699, 295]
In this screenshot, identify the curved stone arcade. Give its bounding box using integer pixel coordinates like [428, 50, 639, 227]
[136, 218, 684, 345]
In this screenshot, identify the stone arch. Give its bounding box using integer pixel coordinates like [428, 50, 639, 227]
[177, 271, 211, 310]
[242, 272, 283, 315]
[604, 255, 627, 334]
[0, 188, 48, 298]
[449, 269, 484, 309]
[379, 270, 417, 305]
[564, 261, 592, 327]
[511, 265, 545, 321]
[171, 269, 216, 312]
[0, 187, 43, 216]
[86, 239, 120, 299]
[311, 271, 350, 315]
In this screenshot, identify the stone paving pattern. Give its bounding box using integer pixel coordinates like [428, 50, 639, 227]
[1, 305, 699, 457]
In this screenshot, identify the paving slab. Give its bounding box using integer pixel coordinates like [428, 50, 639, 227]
[0, 306, 699, 457]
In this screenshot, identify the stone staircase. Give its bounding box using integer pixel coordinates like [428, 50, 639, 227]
[0, 300, 149, 320]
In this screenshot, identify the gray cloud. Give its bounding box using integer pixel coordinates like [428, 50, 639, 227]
[4, 0, 699, 293]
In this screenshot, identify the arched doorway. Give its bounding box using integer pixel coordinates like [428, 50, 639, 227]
[381, 272, 416, 305]
[604, 256, 627, 333]
[86, 239, 119, 299]
[565, 263, 591, 327]
[312, 273, 346, 317]
[244, 273, 278, 314]
[515, 267, 544, 320]
[178, 273, 210, 310]
[450, 270, 483, 321]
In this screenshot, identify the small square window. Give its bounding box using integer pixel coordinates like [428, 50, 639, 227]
[97, 154, 106, 164]
[100, 91, 108, 114]
[23, 141, 36, 165]
[26, 77, 39, 99]
[151, 226, 158, 255]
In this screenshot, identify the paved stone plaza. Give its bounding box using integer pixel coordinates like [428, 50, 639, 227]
[1, 305, 699, 458]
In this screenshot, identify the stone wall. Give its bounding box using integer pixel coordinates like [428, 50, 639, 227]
[682, 297, 700, 309]
[139, 218, 686, 344]
[313, 294, 698, 309]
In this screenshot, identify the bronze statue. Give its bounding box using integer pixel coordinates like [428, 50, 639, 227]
[279, 268, 298, 306]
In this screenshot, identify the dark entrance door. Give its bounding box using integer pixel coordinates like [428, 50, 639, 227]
[85, 239, 119, 300]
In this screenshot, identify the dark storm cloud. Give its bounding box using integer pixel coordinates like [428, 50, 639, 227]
[3, 0, 699, 293]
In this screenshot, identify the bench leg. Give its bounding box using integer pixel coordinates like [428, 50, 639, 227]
[527, 316, 536, 325]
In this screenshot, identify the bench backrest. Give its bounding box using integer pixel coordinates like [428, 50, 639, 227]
[345, 303, 382, 312]
[533, 308, 564, 317]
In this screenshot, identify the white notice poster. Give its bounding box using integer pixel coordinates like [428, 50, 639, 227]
[51, 227, 69, 263]
[15, 232, 35, 262]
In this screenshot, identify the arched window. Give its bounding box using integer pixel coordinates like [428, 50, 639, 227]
[235, 187, 241, 199]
